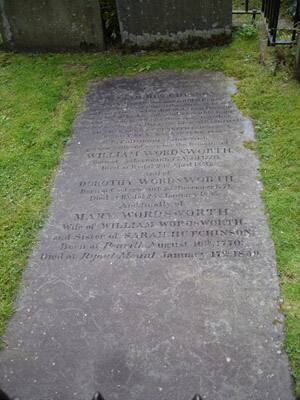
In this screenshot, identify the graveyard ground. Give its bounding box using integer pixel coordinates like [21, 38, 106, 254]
[0, 29, 299, 394]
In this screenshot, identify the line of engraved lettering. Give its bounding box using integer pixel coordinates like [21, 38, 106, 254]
[86, 148, 232, 159]
[138, 176, 233, 185]
[211, 250, 260, 257]
[80, 179, 132, 186]
[119, 200, 172, 209]
[163, 252, 204, 259]
[121, 209, 228, 219]
[73, 209, 229, 221]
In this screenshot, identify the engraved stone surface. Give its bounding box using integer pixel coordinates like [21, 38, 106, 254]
[115, 0, 232, 47]
[0, 71, 294, 400]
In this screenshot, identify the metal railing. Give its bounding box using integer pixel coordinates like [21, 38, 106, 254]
[262, 0, 300, 44]
[232, 0, 260, 22]
[233, 0, 300, 45]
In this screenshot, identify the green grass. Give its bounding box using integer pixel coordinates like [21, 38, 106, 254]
[0, 34, 299, 393]
[232, 0, 261, 10]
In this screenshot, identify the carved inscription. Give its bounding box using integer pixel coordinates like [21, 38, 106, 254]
[42, 205, 258, 262]
[1, 72, 293, 400]
[40, 75, 261, 265]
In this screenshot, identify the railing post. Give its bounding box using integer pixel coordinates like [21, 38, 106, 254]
[295, 33, 300, 80]
[269, 0, 281, 44]
[245, 0, 249, 13]
[292, 0, 300, 41]
[265, 0, 270, 21]
[273, 0, 281, 43]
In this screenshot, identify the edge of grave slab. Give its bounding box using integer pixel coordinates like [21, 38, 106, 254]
[0, 70, 295, 400]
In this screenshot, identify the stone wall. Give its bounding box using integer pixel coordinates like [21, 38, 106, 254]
[115, 0, 232, 48]
[0, 0, 104, 50]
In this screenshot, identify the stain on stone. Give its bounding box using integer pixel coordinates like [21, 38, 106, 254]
[0, 0, 104, 51]
[116, 0, 232, 48]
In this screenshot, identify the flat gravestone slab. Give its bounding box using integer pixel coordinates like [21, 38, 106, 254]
[0, 71, 293, 400]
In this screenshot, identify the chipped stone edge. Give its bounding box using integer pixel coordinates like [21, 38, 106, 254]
[225, 77, 256, 142]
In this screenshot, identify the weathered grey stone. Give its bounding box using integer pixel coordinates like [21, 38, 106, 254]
[0, 0, 104, 50]
[0, 71, 294, 400]
[115, 0, 232, 48]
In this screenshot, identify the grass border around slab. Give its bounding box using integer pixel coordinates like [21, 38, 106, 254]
[0, 33, 299, 394]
